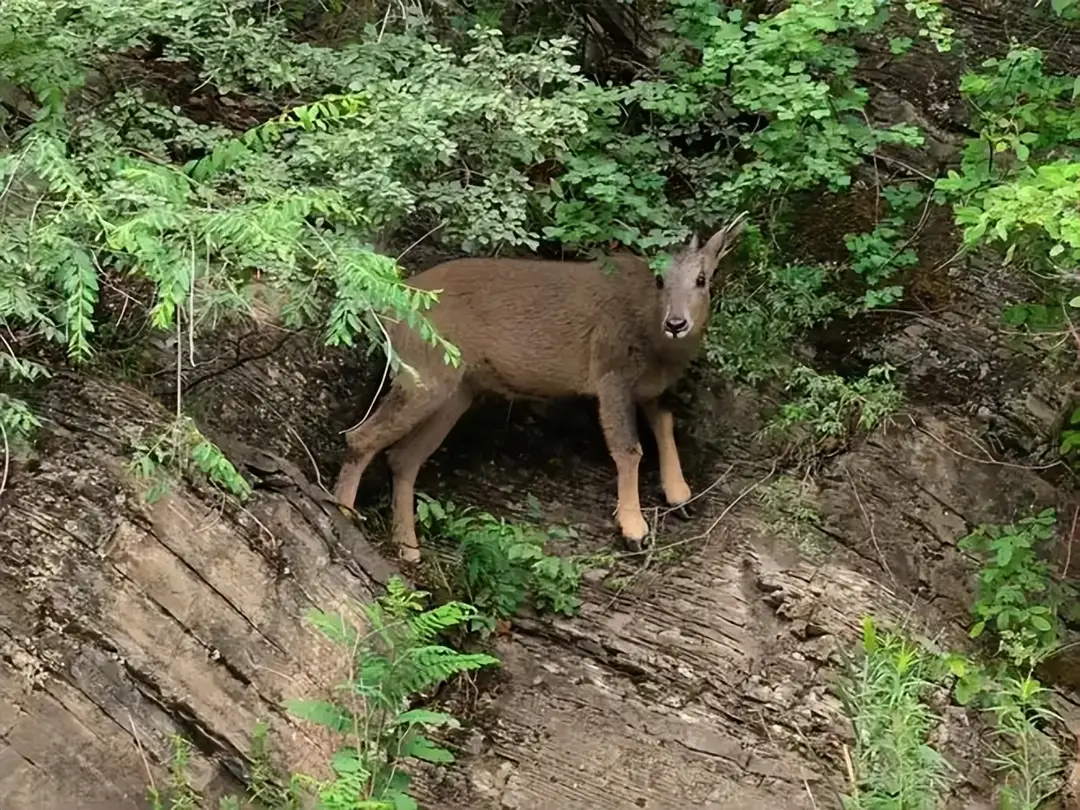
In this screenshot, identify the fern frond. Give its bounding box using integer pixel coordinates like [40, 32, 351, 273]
[400, 645, 499, 694]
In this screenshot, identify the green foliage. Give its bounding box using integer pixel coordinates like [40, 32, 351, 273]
[922, 650, 1065, 808]
[984, 674, 1064, 810]
[0, 1, 602, 437]
[540, 0, 934, 256]
[284, 576, 499, 809]
[936, 47, 1080, 284]
[958, 508, 1076, 667]
[245, 719, 304, 810]
[839, 617, 952, 810]
[129, 415, 252, 503]
[757, 475, 831, 560]
[768, 363, 903, 440]
[416, 494, 582, 634]
[842, 623, 1067, 810]
[705, 225, 845, 384]
[1058, 406, 1080, 462]
[843, 182, 925, 311]
[148, 735, 200, 810]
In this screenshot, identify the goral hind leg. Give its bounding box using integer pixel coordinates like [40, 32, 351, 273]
[386, 386, 473, 563]
[641, 398, 693, 516]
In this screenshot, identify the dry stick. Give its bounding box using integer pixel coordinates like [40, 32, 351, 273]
[842, 743, 859, 796]
[286, 422, 326, 493]
[803, 778, 819, 810]
[129, 712, 157, 795]
[0, 420, 9, 503]
[656, 461, 735, 518]
[341, 313, 394, 435]
[336, 219, 448, 437]
[1065, 505, 1079, 579]
[844, 465, 898, 591]
[907, 414, 1063, 472]
[690, 460, 778, 549]
[396, 220, 448, 262]
[873, 153, 936, 182]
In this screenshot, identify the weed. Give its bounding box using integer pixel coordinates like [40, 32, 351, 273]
[758, 475, 830, 560]
[935, 45, 1080, 332]
[416, 494, 582, 634]
[246, 719, 303, 810]
[151, 579, 498, 809]
[839, 617, 952, 810]
[147, 735, 200, 810]
[768, 364, 903, 441]
[959, 508, 1075, 667]
[129, 415, 252, 503]
[986, 674, 1064, 810]
[284, 576, 499, 809]
[1058, 406, 1080, 464]
[931, 652, 1065, 809]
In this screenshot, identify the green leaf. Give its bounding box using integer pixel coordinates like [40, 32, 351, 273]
[284, 699, 353, 732]
[861, 616, 878, 653]
[1030, 615, 1053, 632]
[954, 676, 982, 706]
[403, 735, 455, 764]
[970, 620, 986, 639]
[393, 709, 460, 729]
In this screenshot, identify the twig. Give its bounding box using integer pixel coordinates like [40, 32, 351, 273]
[1065, 505, 1078, 579]
[803, 778, 819, 810]
[129, 712, 157, 794]
[175, 306, 183, 420]
[286, 423, 326, 492]
[842, 743, 858, 792]
[873, 153, 936, 182]
[397, 220, 448, 262]
[341, 313, 393, 435]
[656, 462, 735, 517]
[0, 420, 9, 503]
[690, 460, 778, 548]
[845, 464, 898, 590]
[907, 415, 1063, 472]
[603, 462, 777, 610]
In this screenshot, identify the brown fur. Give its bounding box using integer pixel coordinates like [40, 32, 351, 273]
[334, 213, 749, 562]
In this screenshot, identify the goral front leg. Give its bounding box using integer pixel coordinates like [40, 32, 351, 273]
[597, 379, 650, 550]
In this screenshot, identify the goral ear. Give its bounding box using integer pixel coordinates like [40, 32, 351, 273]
[702, 211, 750, 270]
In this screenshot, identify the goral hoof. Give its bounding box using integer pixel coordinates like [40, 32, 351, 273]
[399, 545, 421, 565]
[620, 528, 653, 554]
[671, 502, 695, 521]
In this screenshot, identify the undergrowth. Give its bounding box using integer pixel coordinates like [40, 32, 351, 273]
[416, 493, 583, 634]
[843, 507, 1075, 809]
[839, 617, 953, 810]
[959, 508, 1077, 668]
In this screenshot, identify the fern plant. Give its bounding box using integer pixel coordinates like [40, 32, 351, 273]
[129, 415, 252, 503]
[285, 577, 499, 810]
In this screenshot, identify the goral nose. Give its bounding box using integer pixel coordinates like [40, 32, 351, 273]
[664, 316, 689, 336]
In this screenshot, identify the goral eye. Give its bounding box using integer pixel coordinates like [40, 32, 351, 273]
[655, 274, 664, 289]
[695, 272, 706, 288]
